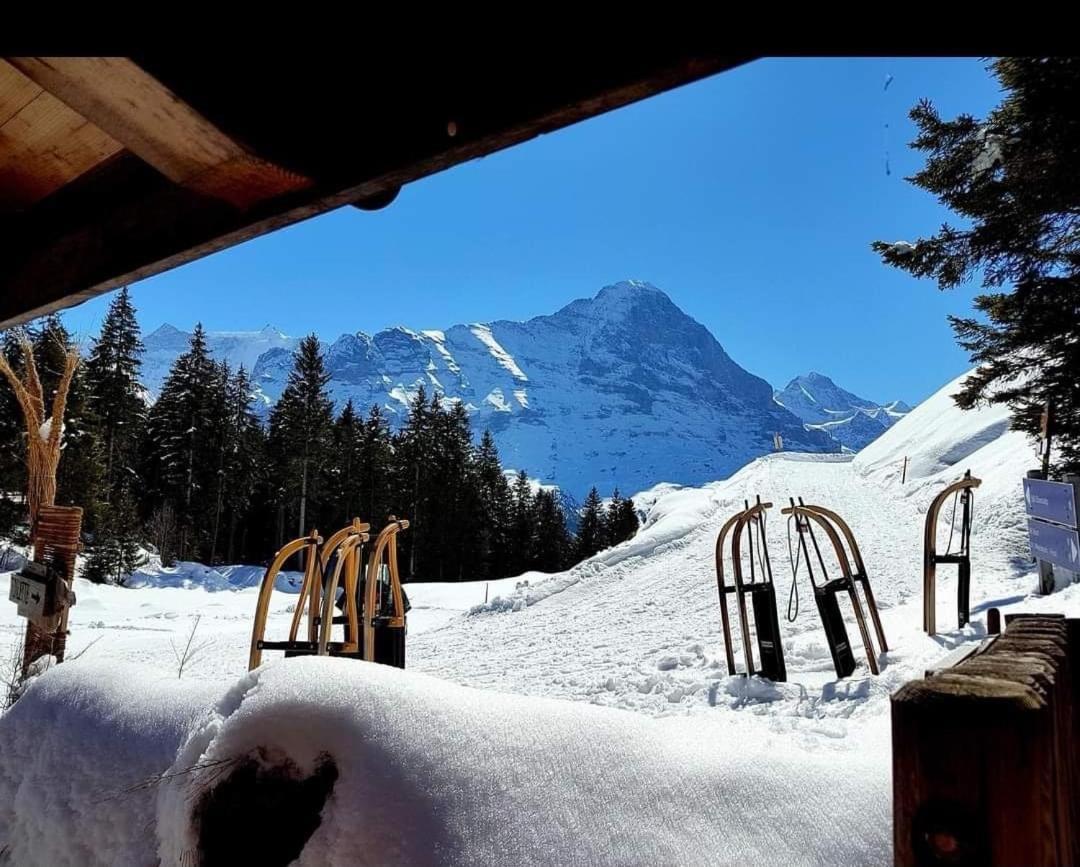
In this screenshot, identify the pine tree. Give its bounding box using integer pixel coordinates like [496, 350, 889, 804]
[142, 324, 218, 560]
[509, 469, 536, 575]
[267, 334, 334, 543]
[84, 485, 144, 584]
[533, 488, 571, 572]
[220, 366, 266, 563]
[394, 386, 433, 577]
[332, 399, 364, 525]
[872, 57, 1080, 472]
[84, 287, 145, 502]
[472, 430, 513, 578]
[603, 489, 623, 548]
[575, 487, 607, 561]
[360, 403, 394, 527]
[205, 360, 233, 564]
[609, 491, 640, 546]
[427, 400, 479, 579]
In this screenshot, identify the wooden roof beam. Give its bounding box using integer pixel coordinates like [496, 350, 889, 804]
[6, 57, 310, 209]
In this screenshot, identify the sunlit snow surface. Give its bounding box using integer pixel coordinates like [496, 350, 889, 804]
[0, 369, 1068, 865]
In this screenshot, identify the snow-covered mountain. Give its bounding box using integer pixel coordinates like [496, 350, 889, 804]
[142, 281, 840, 495]
[773, 372, 910, 451]
[142, 323, 298, 411]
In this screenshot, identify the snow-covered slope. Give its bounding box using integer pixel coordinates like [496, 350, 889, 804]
[0, 366, 1059, 865]
[775, 371, 910, 450]
[142, 281, 837, 496]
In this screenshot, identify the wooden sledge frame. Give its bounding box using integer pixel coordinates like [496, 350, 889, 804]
[361, 516, 410, 663]
[248, 518, 372, 670]
[923, 471, 981, 636]
[796, 502, 888, 654]
[714, 503, 751, 674]
[715, 498, 781, 677]
[781, 502, 881, 675]
[248, 530, 322, 670]
[316, 522, 371, 656]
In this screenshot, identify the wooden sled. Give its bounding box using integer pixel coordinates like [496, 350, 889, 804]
[360, 516, 410, 667]
[923, 470, 980, 636]
[248, 519, 370, 670]
[715, 497, 787, 681]
[782, 499, 882, 677]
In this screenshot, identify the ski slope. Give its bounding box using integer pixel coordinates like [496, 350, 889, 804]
[0, 368, 1071, 865]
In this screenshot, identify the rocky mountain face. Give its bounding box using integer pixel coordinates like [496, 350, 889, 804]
[143, 281, 845, 495]
[773, 372, 910, 451]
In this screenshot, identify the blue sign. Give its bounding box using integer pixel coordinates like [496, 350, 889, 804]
[1023, 478, 1078, 528]
[1028, 518, 1080, 572]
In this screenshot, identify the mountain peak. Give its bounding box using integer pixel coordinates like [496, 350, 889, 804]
[147, 323, 186, 339]
[596, 279, 666, 299]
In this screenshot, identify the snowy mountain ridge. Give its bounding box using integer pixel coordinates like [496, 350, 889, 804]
[773, 371, 910, 451]
[142, 281, 862, 495]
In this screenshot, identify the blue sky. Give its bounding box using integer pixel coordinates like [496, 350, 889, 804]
[61, 57, 1002, 405]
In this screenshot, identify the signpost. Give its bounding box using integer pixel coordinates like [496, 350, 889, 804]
[1025, 475, 1079, 593]
[1027, 518, 1080, 572]
[1023, 478, 1078, 528]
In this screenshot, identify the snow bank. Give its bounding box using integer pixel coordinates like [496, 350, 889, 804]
[1, 659, 890, 865]
[854, 368, 1018, 484]
[853, 367, 1037, 559]
[0, 663, 218, 866]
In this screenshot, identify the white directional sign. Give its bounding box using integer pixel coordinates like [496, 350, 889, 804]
[8, 571, 48, 620]
[1023, 478, 1078, 528]
[1028, 518, 1080, 572]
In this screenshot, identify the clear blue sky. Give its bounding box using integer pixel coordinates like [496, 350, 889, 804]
[61, 57, 1002, 405]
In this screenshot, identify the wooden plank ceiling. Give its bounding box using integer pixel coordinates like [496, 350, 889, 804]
[0, 50, 752, 329]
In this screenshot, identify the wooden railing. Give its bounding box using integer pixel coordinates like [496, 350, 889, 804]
[892, 613, 1079, 865]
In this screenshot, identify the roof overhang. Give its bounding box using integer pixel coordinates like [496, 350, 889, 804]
[0, 51, 753, 329]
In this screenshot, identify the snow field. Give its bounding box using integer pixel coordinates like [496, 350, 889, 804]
[0, 368, 1069, 864]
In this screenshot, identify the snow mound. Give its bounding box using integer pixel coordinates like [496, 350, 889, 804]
[854, 368, 1017, 484]
[0, 659, 890, 865]
[0, 663, 218, 866]
[127, 559, 303, 593]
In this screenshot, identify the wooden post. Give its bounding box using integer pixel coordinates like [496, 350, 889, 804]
[901, 456, 908, 485]
[1041, 400, 1053, 479]
[21, 505, 82, 678]
[893, 615, 1078, 866]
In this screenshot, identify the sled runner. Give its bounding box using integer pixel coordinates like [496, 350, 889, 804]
[715, 497, 787, 681]
[923, 470, 980, 636]
[782, 499, 882, 677]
